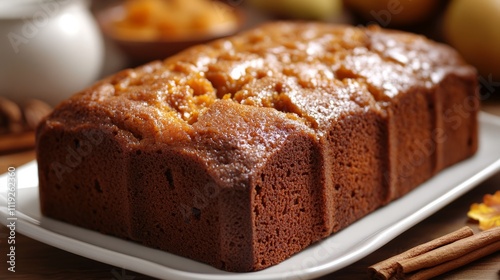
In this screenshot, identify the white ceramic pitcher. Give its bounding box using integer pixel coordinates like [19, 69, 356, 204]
[0, 0, 104, 106]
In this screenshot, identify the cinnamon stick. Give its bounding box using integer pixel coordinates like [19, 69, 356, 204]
[401, 240, 500, 280]
[367, 226, 474, 280]
[397, 226, 500, 274]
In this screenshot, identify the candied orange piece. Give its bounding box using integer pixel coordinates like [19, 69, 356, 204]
[467, 191, 500, 230]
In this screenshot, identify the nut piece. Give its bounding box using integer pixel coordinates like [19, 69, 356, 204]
[0, 97, 23, 134]
[22, 99, 53, 130]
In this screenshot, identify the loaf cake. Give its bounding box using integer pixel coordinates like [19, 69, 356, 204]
[36, 22, 479, 272]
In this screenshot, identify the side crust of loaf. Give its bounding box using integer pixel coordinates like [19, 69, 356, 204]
[36, 22, 479, 272]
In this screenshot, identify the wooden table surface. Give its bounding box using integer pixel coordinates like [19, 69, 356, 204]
[1, 100, 499, 279]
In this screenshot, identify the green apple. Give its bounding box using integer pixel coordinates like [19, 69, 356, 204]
[248, 0, 342, 20]
[444, 0, 500, 80]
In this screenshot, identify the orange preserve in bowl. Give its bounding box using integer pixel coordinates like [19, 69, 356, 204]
[110, 0, 240, 41]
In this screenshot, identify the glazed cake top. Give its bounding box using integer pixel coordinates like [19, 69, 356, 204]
[44, 21, 475, 148]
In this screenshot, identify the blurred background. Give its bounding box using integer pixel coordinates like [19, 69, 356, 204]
[0, 0, 499, 161]
[88, 0, 500, 77]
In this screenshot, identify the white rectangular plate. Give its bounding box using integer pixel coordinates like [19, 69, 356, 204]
[2, 112, 500, 280]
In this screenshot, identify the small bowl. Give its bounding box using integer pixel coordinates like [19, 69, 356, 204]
[96, 3, 245, 66]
